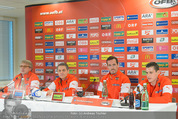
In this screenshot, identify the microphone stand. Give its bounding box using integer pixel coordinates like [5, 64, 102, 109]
[39, 78, 51, 91]
[77, 79, 96, 97]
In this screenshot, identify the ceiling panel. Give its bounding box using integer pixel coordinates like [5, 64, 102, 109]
[0, 0, 70, 17]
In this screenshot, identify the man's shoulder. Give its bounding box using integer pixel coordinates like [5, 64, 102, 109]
[158, 75, 171, 84]
[68, 74, 78, 81]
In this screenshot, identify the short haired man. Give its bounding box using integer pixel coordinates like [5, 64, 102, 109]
[97, 56, 131, 99]
[1, 60, 40, 95]
[44, 63, 78, 96]
[1, 94, 21, 119]
[134, 62, 172, 103]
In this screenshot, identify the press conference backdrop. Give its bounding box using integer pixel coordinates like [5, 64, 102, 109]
[25, 0, 178, 101]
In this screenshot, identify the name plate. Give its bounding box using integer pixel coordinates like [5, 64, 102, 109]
[13, 90, 25, 99]
[52, 92, 65, 102]
[71, 97, 113, 107]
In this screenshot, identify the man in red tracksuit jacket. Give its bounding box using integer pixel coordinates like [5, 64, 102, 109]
[0, 60, 40, 95]
[44, 63, 78, 96]
[97, 56, 131, 99]
[134, 62, 172, 103]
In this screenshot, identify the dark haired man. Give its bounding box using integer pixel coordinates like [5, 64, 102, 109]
[44, 63, 78, 96]
[97, 56, 131, 99]
[1, 94, 21, 119]
[134, 62, 172, 103]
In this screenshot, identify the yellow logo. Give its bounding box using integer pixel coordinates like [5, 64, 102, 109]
[142, 62, 149, 68]
[67, 62, 76, 67]
[101, 55, 112, 60]
[171, 37, 178, 42]
[55, 34, 64, 39]
[35, 55, 44, 60]
[90, 40, 99, 45]
[127, 30, 138, 36]
[90, 77, 99, 82]
[172, 79, 178, 85]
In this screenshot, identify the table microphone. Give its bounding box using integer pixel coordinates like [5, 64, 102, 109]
[0, 78, 18, 92]
[39, 78, 51, 91]
[120, 95, 129, 106]
[77, 79, 96, 97]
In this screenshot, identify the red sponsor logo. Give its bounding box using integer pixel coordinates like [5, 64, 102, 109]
[142, 22, 153, 27]
[67, 55, 76, 60]
[114, 24, 124, 29]
[90, 47, 100, 53]
[142, 54, 154, 60]
[101, 32, 111, 37]
[66, 26, 76, 32]
[127, 23, 138, 28]
[90, 33, 99, 38]
[45, 28, 53, 33]
[172, 62, 178, 67]
[35, 62, 44, 67]
[114, 54, 125, 60]
[45, 55, 54, 60]
[55, 27, 64, 32]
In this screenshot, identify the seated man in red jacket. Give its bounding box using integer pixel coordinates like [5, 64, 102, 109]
[97, 56, 131, 99]
[44, 63, 78, 96]
[134, 62, 172, 103]
[0, 60, 40, 95]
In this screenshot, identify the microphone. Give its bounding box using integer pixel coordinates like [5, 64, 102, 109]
[39, 78, 51, 91]
[0, 78, 18, 92]
[77, 79, 96, 97]
[120, 95, 129, 106]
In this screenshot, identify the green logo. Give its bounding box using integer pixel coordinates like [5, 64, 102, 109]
[53, 94, 62, 99]
[78, 62, 88, 67]
[69, 69, 77, 74]
[157, 62, 168, 68]
[35, 22, 43, 27]
[156, 12, 168, 18]
[114, 31, 124, 37]
[78, 19, 88, 24]
[142, 71, 146, 76]
[101, 17, 111, 22]
[45, 35, 54, 40]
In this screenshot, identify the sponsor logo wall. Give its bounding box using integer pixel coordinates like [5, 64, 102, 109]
[26, 0, 178, 99]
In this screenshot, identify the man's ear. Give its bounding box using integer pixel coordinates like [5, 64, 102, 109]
[157, 70, 160, 74]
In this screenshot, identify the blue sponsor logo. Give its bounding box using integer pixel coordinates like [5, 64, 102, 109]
[156, 21, 168, 26]
[156, 29, 168, 34]
[171, 54, 178, 59]
[101, 70, 109, 74]
[114, 39, 124, 44]
[156, 54, 169, 59]
[55, 48, 64, 53]
[129, 78, 138, 83]
[78, 26, 88, 31]
[90, 55, 99, 60]
[114, 47, 125, 52]
[78, 33, 88, 38]
[142, 46, 154, 51]
[127, 46, 138, 52]
[45, 62, 54, 67]
[127, 15, 138, 20]
[78, 55, 88, 60]
[45, 42, 54, 46]
[45, 49, 54, 53]
[119, 62, 125, 67]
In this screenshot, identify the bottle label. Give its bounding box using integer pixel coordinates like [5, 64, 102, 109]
[142, 101, 149, 107]
[135, 99, 141, 107]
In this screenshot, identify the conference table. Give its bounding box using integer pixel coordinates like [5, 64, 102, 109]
[0, 95, 177, 119]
